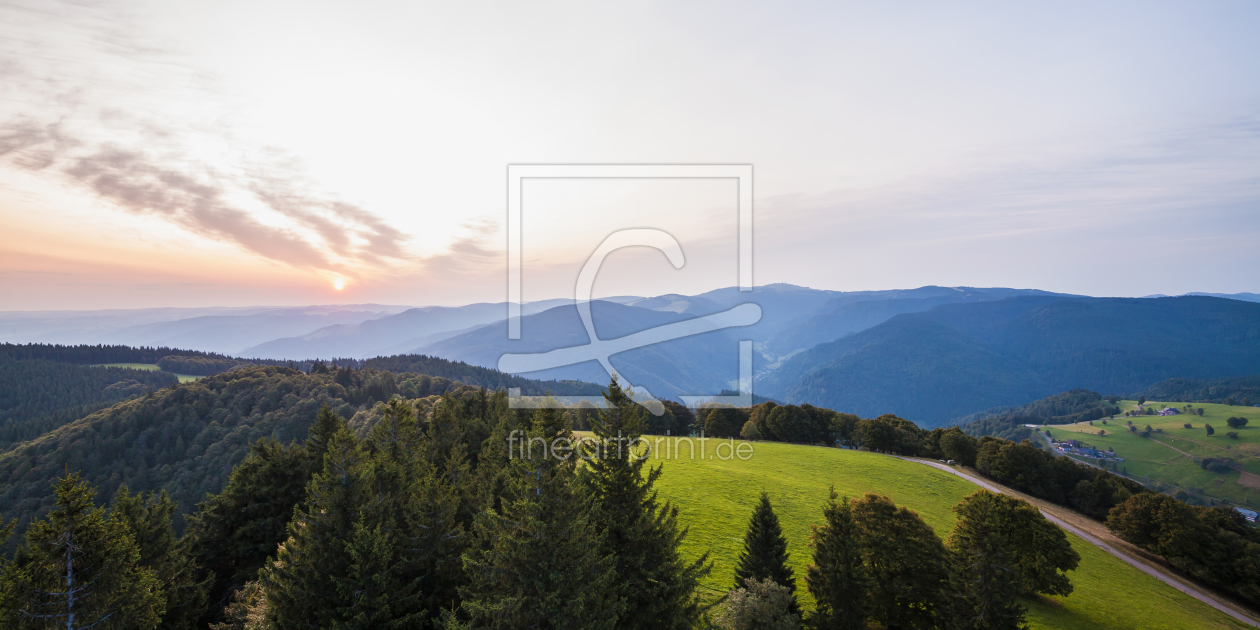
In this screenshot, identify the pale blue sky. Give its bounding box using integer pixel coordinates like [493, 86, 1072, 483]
[0, 0, 1257, 308]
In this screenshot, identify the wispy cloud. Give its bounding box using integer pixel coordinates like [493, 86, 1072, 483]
[0, 1, 414, 274]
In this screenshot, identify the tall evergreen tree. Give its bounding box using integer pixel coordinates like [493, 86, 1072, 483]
[457, 404, 620, 629]
[850, 493, 949, 630]
[0, 473, 164, 630]
[111, 486, 208, 630]
[187, 406, 345, 622]
[264, 399, 465, 629]
[581, 378, 710, 630]
[805, 489, 869, 630]
[341, 398, 464, 628]
[735, 493, 797, 614]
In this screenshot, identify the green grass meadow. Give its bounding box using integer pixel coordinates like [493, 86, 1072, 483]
[645, 437, 1251, 629]
[1042, 401, 1260, 506]
[92, 362, 202, 383]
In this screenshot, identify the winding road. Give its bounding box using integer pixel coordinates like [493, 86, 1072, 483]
[897, 457, 1260, 628]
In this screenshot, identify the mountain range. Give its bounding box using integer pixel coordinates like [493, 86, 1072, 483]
[4, 287, 1259, 426]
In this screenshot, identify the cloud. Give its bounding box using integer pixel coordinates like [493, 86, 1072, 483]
[0, 1, 414, 274]
[64, 147, 337, 268]
[0, 117, 414, 272]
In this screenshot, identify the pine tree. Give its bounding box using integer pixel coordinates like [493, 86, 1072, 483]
[581, 378, 711, 630]
[457, 404, 620, 629]
[264, 399, 466, 629]
[111, 486, 208, 630]
[850, 493, 949, 630]
[735, 493, 797, 614]
[341, 398, 464, 628]
[0, 473, 164, 630]
[805, 489, 869, 630]
[263, 424, 365, 628]
[187, 407, 343, 622]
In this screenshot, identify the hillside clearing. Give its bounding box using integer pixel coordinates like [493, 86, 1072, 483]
[1043, 401, 1260, 506]
[92, 362, 202, 383]
[648, 438, 1252, 629]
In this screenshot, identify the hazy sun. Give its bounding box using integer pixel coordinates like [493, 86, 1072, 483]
[333, 278, 345, 290]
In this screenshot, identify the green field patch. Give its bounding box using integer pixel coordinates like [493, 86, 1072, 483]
[1043, 401, 1260, 505]
[647, 438, 1249, 629]
[92, 362, 202, 383]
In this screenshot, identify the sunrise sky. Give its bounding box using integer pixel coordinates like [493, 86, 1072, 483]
[2, 0, 1258, 310]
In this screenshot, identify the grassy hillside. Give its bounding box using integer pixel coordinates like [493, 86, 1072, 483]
[762, 296, 1260, 427]
[1042, 401, 1260, 507]
[648, 438, 1251, 629]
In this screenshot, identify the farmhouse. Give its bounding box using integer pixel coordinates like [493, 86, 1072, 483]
[1158, 407, 1180, 416]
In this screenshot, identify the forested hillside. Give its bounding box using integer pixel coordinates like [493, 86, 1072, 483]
[1136, 374, 1260, 405]
[956, 389, 1121, 440]
[362, 354, 603, 395]
[0, 360, 177, 450]
[0, 366, 482, 537]
[762, 296, 1260, 426]
[0, 342, 237, 365]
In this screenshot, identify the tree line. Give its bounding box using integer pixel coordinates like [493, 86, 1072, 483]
[0, 343, 235, 366]
[0, 359, 177, 450]
[1108, 493, 1260, 607]
[0, 366, 485, 542]
[0, 380, 712, 629]
[718, 488, 1078, 630]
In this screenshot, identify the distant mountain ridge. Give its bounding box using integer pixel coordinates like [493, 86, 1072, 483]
[0, 304, 411, 354]
[761, 295, 1260, 427]
[6, 286, 1258, 426]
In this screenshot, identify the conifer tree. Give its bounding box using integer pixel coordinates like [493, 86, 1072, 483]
[111, 486, 208, 630]
[341, 398, 464, 628]
[263, 424, 365, 628]
[735, 493, 797, 614]
[581, 378, 710, 630]
[188, 406, 346, 622]
[805, 489, 869, 630]
[457, 404, 620, 629]
[264, 399, 465, 629]
[0, 473, 163, 630]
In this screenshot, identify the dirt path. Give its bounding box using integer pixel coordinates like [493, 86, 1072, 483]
[897, 457, 1260, 628]
[1148, 436, 1200, 460]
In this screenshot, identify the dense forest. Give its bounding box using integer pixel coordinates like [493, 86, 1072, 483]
[156, 356, 253, 376]
[1136, 374, 1260, 405]
[955, 389, 1121, 440]
[763, 296, 1260, 425]
[0, 359, 177, 450]
[0, 365, 483, 538]
[363, 354, 604, 396]
[0, 343, 237, 365]
[0, 376, 1089, 629]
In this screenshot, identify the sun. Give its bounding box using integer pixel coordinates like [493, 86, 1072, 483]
[333, 278, 345, 290]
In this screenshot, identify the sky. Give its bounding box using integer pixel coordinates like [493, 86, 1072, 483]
[1, 0, 1257, 310]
